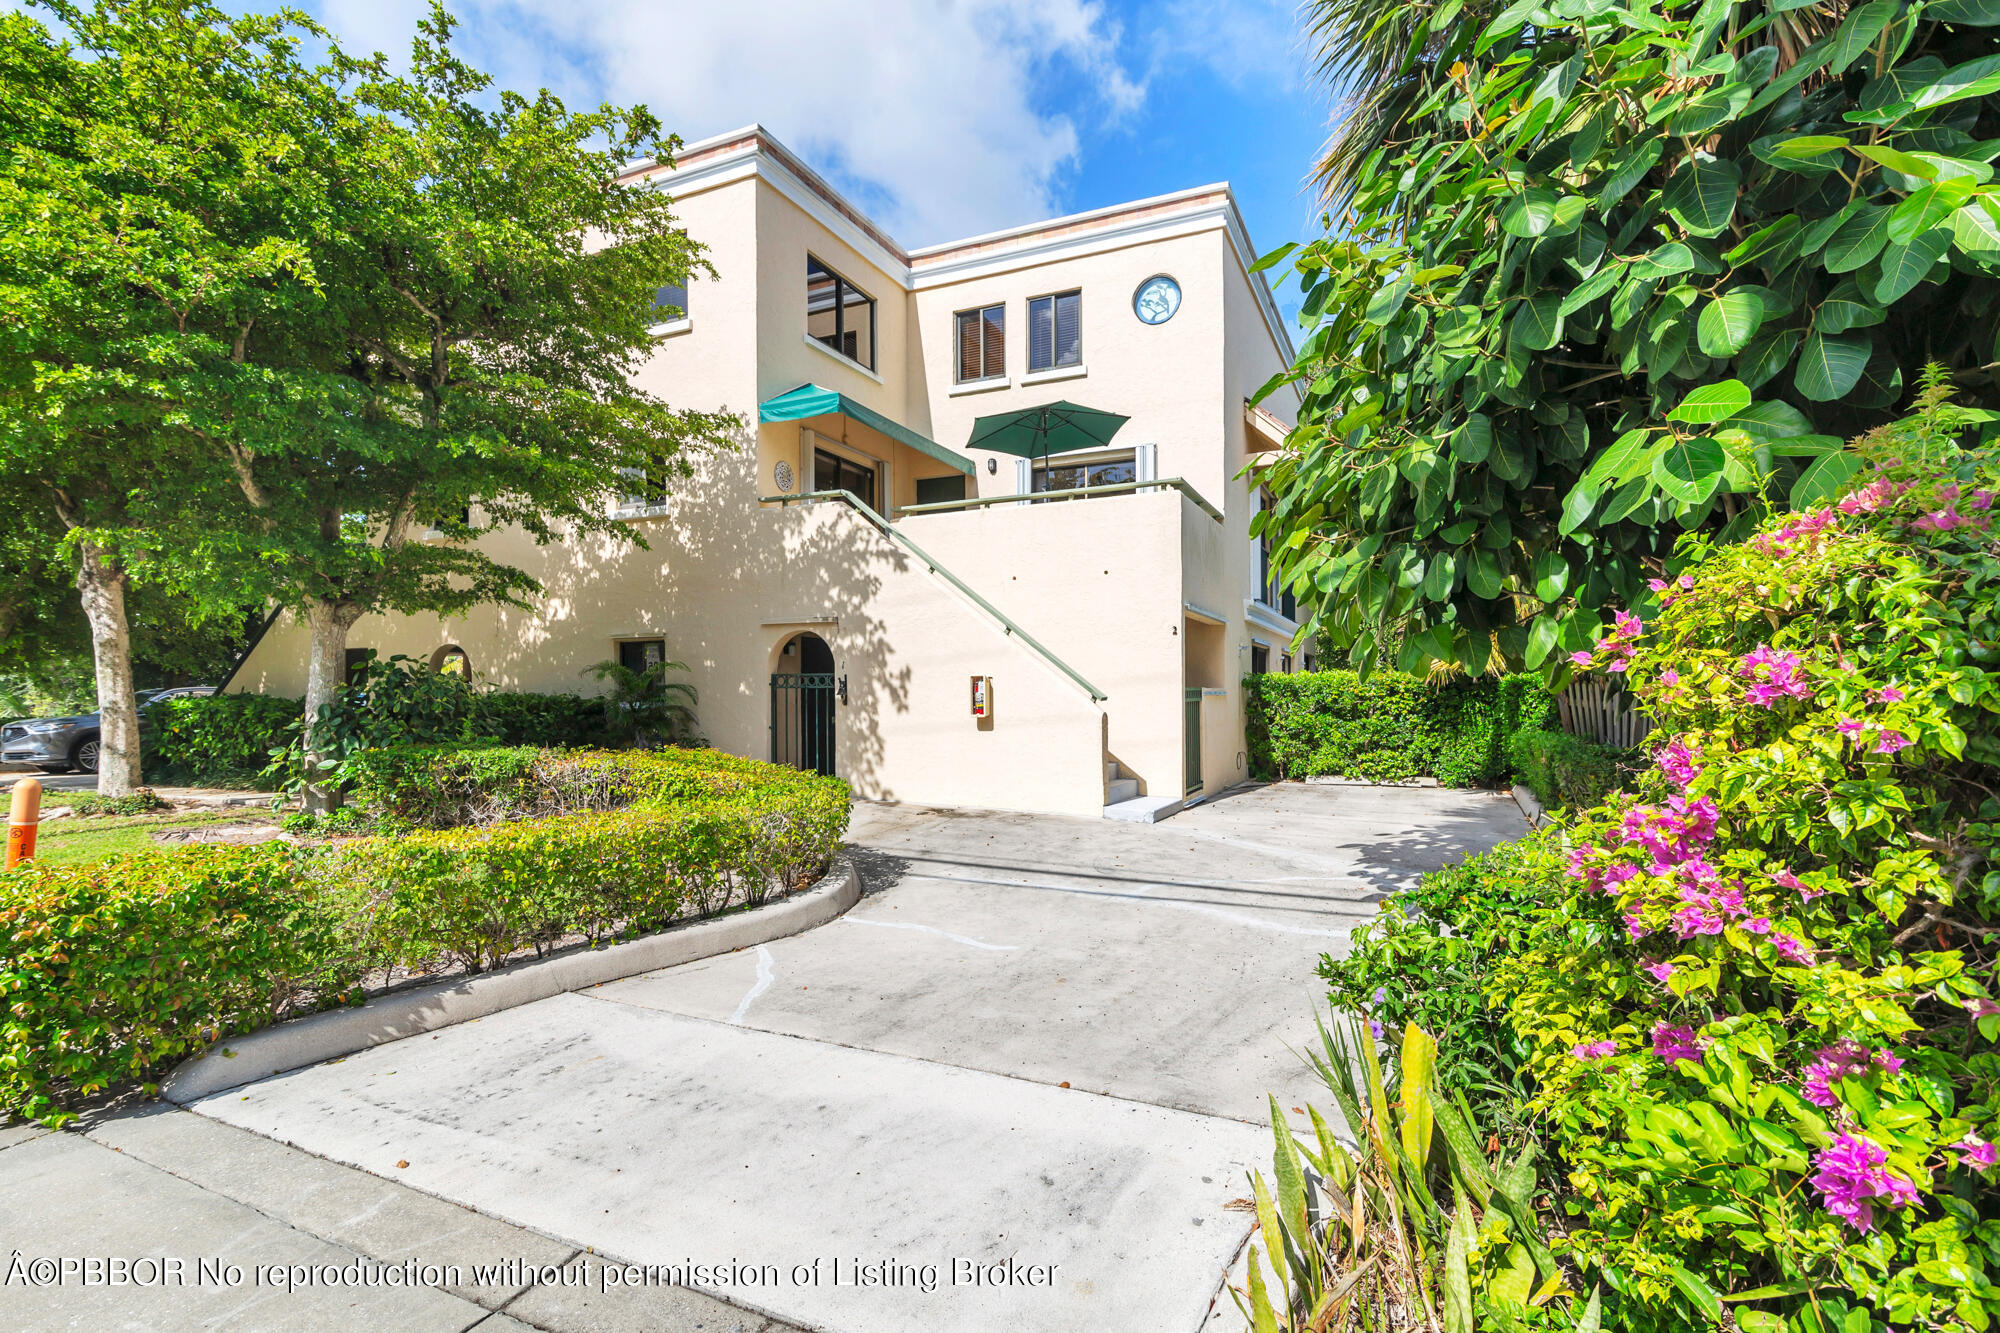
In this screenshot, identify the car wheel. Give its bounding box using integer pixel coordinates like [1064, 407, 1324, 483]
[70, 735, 100, 774]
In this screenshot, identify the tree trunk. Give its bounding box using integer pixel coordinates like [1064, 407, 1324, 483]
[75, 541, 142, 798]
[301, 598, 363, 813]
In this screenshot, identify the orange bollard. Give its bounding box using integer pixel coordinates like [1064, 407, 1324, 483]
[6, 777, 41, 869]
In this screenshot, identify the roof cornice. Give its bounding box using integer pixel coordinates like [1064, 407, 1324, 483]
[623, 124, 1295, 361]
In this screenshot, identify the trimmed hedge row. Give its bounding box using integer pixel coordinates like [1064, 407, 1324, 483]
[0, 746, 849, 1125]
[1245, 670, 1556, 786]
[1504, 728, 1628, 812]
[143, 690, 611, 786]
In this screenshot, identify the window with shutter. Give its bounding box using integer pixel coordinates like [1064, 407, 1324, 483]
[1027, 290, 1081, 372]
[954, 304, 1004, 382]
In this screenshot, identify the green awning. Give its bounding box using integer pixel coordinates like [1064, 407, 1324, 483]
[759, 383, 973, 477]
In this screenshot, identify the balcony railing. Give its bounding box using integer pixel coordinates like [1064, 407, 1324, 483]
[893, 476, 1223, 524]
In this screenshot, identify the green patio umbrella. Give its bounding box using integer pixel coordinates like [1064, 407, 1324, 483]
[965, 400, 1130, 485]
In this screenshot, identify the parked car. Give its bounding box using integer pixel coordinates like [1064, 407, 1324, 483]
[0, 686, 216, 774]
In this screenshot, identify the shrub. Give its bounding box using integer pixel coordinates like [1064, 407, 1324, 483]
[1246, 669, 1554, 785]
[0, 744, 848, 1125]
[1343, 388, 2000, 1329]
[56, 787, 171, 817]
[145, 692, 301, 786]
[0, 843, 359, 1126]
[472, 691, 604, 747]
[1504, 729, 1629, 812]
[1320, 841, 1550, 1121]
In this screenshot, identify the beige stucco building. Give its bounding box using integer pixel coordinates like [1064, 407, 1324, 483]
[227, 126, 1304, 820]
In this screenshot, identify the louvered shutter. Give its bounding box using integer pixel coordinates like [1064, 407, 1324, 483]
[981, 306, 1004, 378]
[1029, 297, 1053, 371]
[956, 311, 980, 381]
[1054, 291, 1081, 367]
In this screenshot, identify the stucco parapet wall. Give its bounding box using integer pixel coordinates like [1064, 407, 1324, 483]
[163, 856, 863, 1104]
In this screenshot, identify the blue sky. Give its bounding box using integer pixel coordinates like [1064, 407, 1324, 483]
[287, 0, 1334, 319]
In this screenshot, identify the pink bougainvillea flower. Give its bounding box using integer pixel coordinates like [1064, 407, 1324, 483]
[1613, 610, 1643, 636]
[1960, 1136, 1998, 1172]
[1837, 718, 1866, 740]
[1645, 960, 1675, 983]
[1656, 737, 1702, 789]
[1647, 578, 1668, 593]
[1970, 489, 1995, 511]
[1873, 730, 1911, 755]
[1875, 684, 1906, 703]
[1572, 1039, 1617, 1060]
[1625, 910, 1649, 940]
[1660, 668, 1680, 685]
[1965, 998, 2000, 1020]
[1741, 916, 1773, 934]
[1569, 650, 1594, 667]
[1802, 1041, 1902, 1108]
[1652, 1022, 1704, 1065]
[1678, 574, 1695, 589]
[1914, 508, 1973, 532]
[1773, 933, 1813, 964]
[1812, 1132, 1920, 1233]
[1741, 644, 1810, 707]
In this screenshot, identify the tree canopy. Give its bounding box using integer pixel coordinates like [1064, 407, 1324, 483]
[1260, 0, 2000, 678]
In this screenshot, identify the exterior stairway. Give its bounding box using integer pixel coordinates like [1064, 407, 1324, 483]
[1101, 759, 1183, 824]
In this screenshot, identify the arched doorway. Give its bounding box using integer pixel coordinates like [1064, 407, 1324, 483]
[771, 632, 836, 776]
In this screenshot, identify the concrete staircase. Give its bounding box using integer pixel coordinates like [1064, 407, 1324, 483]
[1102, 759, 1183, 824]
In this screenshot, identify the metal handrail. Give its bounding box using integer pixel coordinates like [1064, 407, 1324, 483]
[759, 489, 1108, 702]
[892, 475, 1224, 524]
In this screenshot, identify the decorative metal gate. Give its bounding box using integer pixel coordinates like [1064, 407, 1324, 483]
[1185, 688, 1203, 795]
[771, 672, 837, 776]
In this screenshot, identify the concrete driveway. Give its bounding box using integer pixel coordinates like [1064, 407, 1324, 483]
[7, 781, 1525, 1333]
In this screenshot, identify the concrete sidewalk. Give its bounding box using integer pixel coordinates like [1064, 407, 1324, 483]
[5, 781, 1527, 1333]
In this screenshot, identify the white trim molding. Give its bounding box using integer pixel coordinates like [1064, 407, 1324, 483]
[947, 376, 1011, 397]
[1021, 364, 1088, 387]
[648, 316, 692, 339]
[1245, 599, 1298, 638]
[802, 332, 885, 384]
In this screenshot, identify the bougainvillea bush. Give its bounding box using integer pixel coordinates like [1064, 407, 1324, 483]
[1495, 383, 2000, 1329]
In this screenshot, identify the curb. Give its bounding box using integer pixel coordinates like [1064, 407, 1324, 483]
[164, 855, 862, 1104]
[1511, 783, 1546, 828]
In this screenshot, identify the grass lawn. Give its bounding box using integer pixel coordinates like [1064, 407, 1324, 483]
[28, 811, 277, 866]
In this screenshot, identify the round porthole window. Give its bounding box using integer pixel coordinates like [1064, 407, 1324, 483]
[774, 459, 795, 493]
[1133, 274, 1181, 325]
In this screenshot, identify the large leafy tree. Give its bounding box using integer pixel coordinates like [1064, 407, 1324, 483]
[0, 1, 304, 792]
[191, 7, 734, 806]
[1260, 0, 2000, 678]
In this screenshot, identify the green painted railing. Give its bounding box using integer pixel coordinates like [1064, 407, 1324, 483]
[759, 489, 1108, 703]
[893, 476, 1224, 524]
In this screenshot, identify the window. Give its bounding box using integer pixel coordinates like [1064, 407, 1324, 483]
[433, 645, 471, 677]
[1028, 290, 1081, 372]
[1281, 652, 1293, 674]
[1257, 488, 1294, 617]
[814, 447, 877, 510]
[618, 639, 666, 675]
[650, 281, 688, 324]
[954, 304, 1005, 382]
[1033, 451, 1133, 496]
[1250, 643, 1269, 675]
[619, 448, 675, 513]
[915, 474, 967, 506]
[806, 256, 875, 370]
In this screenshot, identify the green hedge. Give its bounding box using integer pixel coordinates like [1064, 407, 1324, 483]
[143, 690, 613, 787]
[145, 693, 303, 786]
[1504, 729, 1628, 812]
[0, 746, 849, 1125]
[1245, 670, 1555, 786]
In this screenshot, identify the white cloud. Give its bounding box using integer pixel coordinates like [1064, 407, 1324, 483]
[312, 0, 1147, 247]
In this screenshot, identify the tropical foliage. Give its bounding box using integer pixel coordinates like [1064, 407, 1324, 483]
[1260, 0, 2000, 678]
[1320, 389, 2000, 1329]
[1246, 669, 1554, 784]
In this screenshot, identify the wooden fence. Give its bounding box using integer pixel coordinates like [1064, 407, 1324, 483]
[1557, 674, 1652, 749]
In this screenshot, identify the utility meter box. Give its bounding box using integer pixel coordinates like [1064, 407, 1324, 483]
[970, 675, 992, 718]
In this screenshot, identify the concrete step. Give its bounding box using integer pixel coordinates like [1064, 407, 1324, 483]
[1107, 777, 1140, 804]
[1103, 794, 1184, 823]
[1105, 760, 1122, 783]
